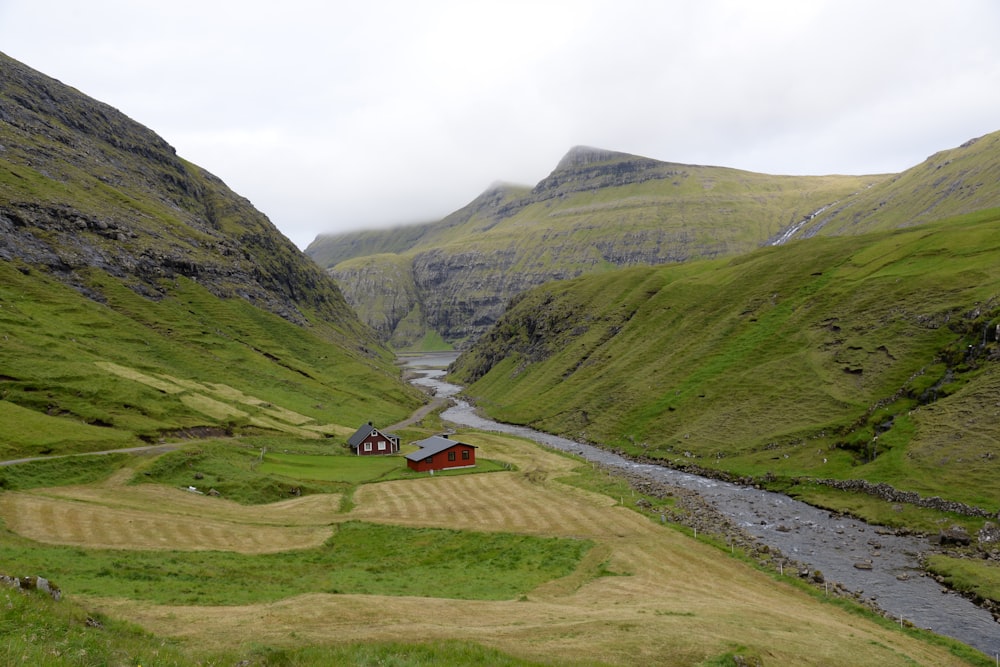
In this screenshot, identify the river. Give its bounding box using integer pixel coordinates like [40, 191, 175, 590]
[401, 352, 1000, 657]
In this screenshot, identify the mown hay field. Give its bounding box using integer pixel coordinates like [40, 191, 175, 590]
[0, 466, 343, 553]
[0, 433, 976, 666]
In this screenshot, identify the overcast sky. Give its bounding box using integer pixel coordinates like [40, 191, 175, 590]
[2, 1, 999, 249]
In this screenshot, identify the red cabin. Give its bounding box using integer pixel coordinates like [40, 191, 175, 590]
[405, 435, 476, 472]
[348, 422, 400, 456]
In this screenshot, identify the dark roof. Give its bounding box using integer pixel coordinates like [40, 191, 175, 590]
[404, 435, 476, 461]
[347, 423, 375, 447]
[348, 422, 376, 447]
[348, 422, 398, 448]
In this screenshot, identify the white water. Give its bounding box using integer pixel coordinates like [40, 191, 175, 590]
[770, 203, 833, 245]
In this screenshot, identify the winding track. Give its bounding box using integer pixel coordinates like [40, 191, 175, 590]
[0, 442, 183, 467]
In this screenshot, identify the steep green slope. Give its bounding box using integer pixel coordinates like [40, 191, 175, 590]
[0, 51, 366, 335]
[0, 260, 420, 458]
[790, 130, 1000, 238]
[309, 148, 879, 349]
[0, 52, 423, 457]
[452, 208, 1000, 512]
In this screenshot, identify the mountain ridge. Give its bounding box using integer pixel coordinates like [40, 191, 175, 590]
[308, 148, 886, 348]
[787, 130, 1000, 238]
[310, 130, 1000, 351]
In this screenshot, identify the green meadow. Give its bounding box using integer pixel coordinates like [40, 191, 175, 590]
[0, 590, 546, 667]
[0, 519, 588, 605]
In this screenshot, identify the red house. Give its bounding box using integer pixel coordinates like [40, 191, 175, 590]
[348, 422, 400, 456]
[405, 435, 476, 472]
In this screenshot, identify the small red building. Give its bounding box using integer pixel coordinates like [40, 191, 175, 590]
[348, 422, 400, 456]
[405, 435, 477, 472]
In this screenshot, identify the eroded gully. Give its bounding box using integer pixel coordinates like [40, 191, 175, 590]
[401, 353, 1000, 657]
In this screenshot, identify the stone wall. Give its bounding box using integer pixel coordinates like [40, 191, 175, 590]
[811, 478, 997, 519]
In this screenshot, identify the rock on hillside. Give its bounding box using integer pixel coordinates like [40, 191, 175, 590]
[531, 145, 691, 197]
[0, 51, 372, 347]
[309, 147, 880, 349]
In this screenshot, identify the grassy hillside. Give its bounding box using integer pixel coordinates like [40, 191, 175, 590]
[0, 50, 370, 334]
[309, 150, 880, 349]
[0, 51, 424, 457]
[0, 258, 422, 458]
[452, 207, 1000, 516]
[798, 131, 1000, 237]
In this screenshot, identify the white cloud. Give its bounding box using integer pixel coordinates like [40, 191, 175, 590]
[2, 0, 999, 249]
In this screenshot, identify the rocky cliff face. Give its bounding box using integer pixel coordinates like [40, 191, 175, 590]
[531, 146, 690, 199]
[312, 147, 878, 349]
[0, 51, 370, 344]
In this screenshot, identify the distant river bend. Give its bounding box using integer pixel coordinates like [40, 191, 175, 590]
[401, 353, 1000, 657]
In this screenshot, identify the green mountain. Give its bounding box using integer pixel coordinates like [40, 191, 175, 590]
[452, 206, 1000, 513]
[307, 148, 881, 349]
[0, 51, 423, 458]
[785, 131, 1000, 238]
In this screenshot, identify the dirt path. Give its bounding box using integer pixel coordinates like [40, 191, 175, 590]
[384, 395, 451, 432]
[0, 443, 184, 467]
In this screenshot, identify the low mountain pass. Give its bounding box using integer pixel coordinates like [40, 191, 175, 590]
[403, 353, 1000, 657]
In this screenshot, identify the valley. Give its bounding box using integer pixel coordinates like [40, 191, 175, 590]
[3, 48, 1000, 665]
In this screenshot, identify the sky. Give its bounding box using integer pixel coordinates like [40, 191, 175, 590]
[2, 1, 999, 250]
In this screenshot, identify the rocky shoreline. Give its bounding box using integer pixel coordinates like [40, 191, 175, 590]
[419, 358, 1000, 651]
[621, 450, 998, 521]
[604, 464, 890, 615]
[604, 459, 1000, 626]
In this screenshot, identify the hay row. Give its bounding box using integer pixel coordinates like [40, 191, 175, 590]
[0, 493, 332, 553]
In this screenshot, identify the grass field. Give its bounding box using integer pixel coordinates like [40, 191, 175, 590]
[925, 556, 1000, 605]
[258, 449, 507, 483]
[0, 432, 985, 665]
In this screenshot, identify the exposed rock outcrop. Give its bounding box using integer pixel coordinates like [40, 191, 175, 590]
[1, 574, 62, 601]
[0, 51, 370, 343]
